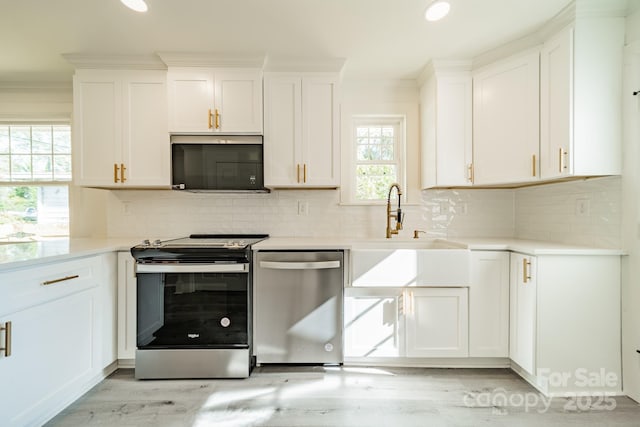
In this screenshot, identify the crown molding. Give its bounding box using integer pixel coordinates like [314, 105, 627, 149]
[62, 53, 167, 70]
[263, 57, 346, 73]
[157, 52, 266, 68]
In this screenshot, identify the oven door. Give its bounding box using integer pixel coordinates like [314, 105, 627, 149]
[135, 263, 250, 350]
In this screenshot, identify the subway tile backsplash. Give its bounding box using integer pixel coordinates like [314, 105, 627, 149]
[107, 176, 622, 248]
[514, 176, 621, 248]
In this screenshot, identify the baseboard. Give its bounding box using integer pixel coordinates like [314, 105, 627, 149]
[344, 357, 511, 368]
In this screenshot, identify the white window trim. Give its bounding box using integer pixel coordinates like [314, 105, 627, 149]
[341, 114, 407, 205]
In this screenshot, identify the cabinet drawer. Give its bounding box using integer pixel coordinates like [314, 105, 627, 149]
[0, 256, 101, 316]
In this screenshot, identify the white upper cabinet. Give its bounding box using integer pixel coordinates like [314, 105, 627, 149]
[473, 51, 540, 186]
[540, 17, 624, 179]
[420, 62, 473, 188]
[167, 68, 263, 133]
[73, 69, 170, 188]
[264, 73, 340, 188]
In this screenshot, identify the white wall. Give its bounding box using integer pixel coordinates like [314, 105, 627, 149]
[621, 5, 640, 403]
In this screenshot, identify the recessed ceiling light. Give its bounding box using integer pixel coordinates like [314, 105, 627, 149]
[425, 0, 450, 21]
[120, 0, 148, 12]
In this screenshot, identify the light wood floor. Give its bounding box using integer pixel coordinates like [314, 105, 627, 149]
[47, 366, 640, 426]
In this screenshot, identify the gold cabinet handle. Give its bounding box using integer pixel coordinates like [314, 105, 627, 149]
[121, 163, 126, 183]
[215, 109, 220, 129]
[114, 163, 119, 183]
[42, 275, 79, 286]
[532, 154, 537, 177]
[303, 164, 307, 183]
[558, 147, 568, 173]
[208, 109, 213, 129]
[467, 163, 474, 183]
[1, 321, 11, 357]
[296, 164, 300, 183]
[522, 258, 531, 283]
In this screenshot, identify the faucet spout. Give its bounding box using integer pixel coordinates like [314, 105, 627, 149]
[386, 183, 404, 238]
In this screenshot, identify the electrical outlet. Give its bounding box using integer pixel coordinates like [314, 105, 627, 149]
[575, 198, 590, 217]
[297, 200, 309, 216]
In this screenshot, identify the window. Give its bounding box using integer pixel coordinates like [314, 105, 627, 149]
[0, 124, 71, 241]
[352, 117, 404, 202]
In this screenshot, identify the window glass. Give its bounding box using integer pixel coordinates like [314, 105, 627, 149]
[0, 124, 71, 241]
[352, 119, 403, 202]
[0, 124, 72, 182]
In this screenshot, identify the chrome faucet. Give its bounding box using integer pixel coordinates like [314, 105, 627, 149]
[386, 183, 404, 238]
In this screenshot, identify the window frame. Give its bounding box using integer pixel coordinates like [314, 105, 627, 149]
[344, 115, 407, 205]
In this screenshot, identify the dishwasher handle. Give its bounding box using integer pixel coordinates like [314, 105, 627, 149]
[259, 260, 341, 270]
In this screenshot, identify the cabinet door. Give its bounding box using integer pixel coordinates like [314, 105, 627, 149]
[264, 76, 302, 186]
[73, 72, 121, 186]
[473, 51, 540, 185]
[167, 68, 214, 133]
[405, 288, 468, 358]
[540, 26, 573, 179]
[117, 252, 137, 361]
[302, 77, 340, 186]
[469, 251, 509, 357]
[0, 291, 94, 426]
[215, 69, 263, 133]
[344, 289, 403, 358]
[122, 72, 170, 186]
[420, 74, 473, 188]
[509, 253, 537, 375]
[96, 252, 117, 369]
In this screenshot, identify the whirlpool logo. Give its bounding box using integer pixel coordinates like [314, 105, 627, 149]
[187, 333, 200, 339]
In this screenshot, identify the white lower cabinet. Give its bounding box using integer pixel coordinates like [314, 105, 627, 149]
[117, 252, 137, 362]
[509, 253, 537, 375]
[508, 252, 622, 395]
[405, 288, 468, 358]
[469, 251, 510, 357]
[344, 287, 468, 359]
[344, 289, 403, 358]
[0, 253, 117, 427]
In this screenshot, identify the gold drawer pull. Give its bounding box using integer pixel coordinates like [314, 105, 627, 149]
[532, 154, 537, 177]
[114, 163, 119, 183]
[303, 164, 307, 183]
[296, 164, 300, 183]
[1, 321, 11, 357]
[522, 258, 531, 283]
[208, 109, 213, 129]
[121, 163, 126, 183]
[215, 109, 220, 129]
[42, 275, 80, 286]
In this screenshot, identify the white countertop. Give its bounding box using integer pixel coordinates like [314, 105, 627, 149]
[0, 236, 624, 271]
[252, 236, 625, 256]
[0, 238, 139, 271]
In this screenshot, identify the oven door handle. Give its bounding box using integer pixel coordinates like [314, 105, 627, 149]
[136, 263, 249, 273]
[259, 261, 341, 270]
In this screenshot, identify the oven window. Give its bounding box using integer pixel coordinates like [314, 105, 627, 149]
[137, 272, 249, 349]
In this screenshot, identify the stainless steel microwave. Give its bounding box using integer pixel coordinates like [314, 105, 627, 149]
[171, 135, 267, 192]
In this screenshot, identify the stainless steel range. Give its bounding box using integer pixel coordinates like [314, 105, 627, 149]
[130, 234, 268, 379]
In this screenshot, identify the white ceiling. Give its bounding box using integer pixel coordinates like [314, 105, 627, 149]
[0, 0, 576, 84]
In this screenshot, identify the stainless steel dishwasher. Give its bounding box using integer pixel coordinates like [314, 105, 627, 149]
[254, 251, 344, 364]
